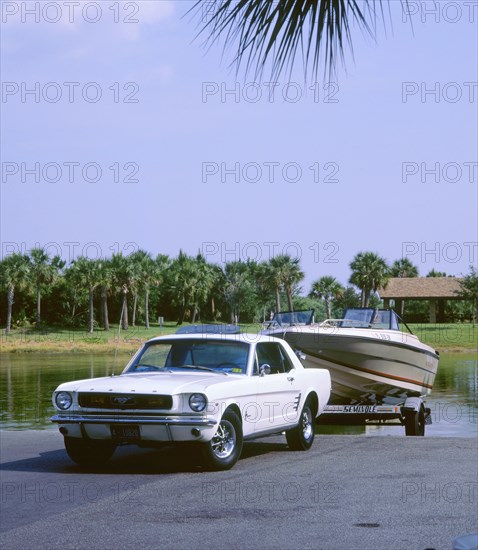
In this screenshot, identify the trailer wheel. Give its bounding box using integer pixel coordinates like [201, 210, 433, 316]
[404, 406, 425, 436]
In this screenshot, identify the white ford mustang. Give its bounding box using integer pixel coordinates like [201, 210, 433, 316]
[51, 332, 331, 470]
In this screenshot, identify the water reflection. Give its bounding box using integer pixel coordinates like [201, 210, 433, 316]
[0, 352, 130, 430]
[347, 354, 477, 437]
[0, 352, 476, 436]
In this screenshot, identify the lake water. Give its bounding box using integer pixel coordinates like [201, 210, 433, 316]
[0, 352, 476, 437]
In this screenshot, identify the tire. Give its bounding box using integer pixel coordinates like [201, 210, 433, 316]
[286, 401, 315, 451]
[201, 410, 243, 471]
[404, 407, 425, 436]
[64, 437, 117, 466]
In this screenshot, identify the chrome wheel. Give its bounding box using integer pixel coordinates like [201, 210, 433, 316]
[286, 400, 316, 451]
[301, 408, 313, 441]
[201, 410, 243, 470]
[211, 420, 236, 459]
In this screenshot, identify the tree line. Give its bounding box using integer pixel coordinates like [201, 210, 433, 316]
[1, 248, 476, 333]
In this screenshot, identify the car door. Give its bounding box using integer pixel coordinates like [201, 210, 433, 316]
[251, 342, 301, 435]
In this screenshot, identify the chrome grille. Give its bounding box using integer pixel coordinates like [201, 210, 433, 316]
[78, 393, 173, 410]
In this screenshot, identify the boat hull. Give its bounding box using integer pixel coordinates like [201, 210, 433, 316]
[266, 327, 439, 405]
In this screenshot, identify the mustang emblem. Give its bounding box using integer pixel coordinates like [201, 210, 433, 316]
[112, 396, 134, 405]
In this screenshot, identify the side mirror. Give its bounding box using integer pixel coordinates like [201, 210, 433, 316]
[295, 349, 306, 361]
[259, 364, 272, 377]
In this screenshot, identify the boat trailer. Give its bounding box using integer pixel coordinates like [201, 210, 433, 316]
[317, 397, 432, 436]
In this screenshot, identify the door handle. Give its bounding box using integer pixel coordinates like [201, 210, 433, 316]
[287, 376, 295, 382]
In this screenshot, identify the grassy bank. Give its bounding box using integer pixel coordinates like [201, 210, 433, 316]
[0, 323, 181, 353]
[407, 323, 477, 352]
[0, 321, 476, 353]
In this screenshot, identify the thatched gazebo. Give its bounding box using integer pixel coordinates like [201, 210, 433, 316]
[379, 277, 464, 323]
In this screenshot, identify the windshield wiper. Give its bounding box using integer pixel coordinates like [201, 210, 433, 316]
[175, 365, 228, 375]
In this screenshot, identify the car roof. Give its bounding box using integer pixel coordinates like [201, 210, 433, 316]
[144, 333, 284, 345]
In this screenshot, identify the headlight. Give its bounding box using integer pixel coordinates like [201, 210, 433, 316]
[189, 393, 207, 412]
[55, 391, 73, 410]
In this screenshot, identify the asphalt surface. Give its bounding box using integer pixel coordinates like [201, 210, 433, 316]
[0, 430, 477, 550]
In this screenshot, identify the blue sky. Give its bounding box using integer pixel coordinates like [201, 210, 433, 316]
[1, 0, 477, 291]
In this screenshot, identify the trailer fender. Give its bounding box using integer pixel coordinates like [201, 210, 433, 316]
[403, 397, 423, 413]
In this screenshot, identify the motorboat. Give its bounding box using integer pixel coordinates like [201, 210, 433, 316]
[262, 308, 439, 407]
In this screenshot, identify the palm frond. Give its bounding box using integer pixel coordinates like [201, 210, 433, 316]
[190, 0, 403, 80]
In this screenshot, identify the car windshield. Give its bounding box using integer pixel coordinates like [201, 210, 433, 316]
[126, 339, 250, 374]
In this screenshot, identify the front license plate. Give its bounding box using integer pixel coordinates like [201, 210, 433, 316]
[111, 424, 140, 441]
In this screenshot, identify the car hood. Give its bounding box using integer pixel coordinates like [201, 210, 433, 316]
[55, 371, 241, 394]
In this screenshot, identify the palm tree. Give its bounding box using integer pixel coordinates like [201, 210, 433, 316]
[0, 253, 31, 334]
[390, 258, 418, 315]
[255, 261, 276, 322]
[166, 251, 192, 325]
[66, 257, 101, 334]
[152, 254, 170, 328]
[166, 251, 212, 325]
[110, 253, 135, 330]
[185, 253, 215, 324]
[223, 261, 256, 324]
[96, 259, 113, 331]
[281, 257, 304, 312]
[29, 247, 64, 328]
[193, 0, 398, 79]
[129, 250, 148, 327]
[334, 286, 361, 311]
[129, 250, 168, 329]
[349, 252, 390, 307]
[207, 263, 225, 321]
[268, 255, 304, 312]
[457, 266, 478, 323]
[427, 269, 448, 277]
[391, 258, 419, 278]
[267, 257, 284, 312]
[309, 276, 344, 319]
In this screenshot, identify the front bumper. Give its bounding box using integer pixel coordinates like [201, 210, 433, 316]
[51, 414, 216, 426]
[51, 413, 218, 442]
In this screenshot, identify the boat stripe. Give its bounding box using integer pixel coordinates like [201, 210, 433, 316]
[289, 331, 439, 360]
[304, 350, 434, 390]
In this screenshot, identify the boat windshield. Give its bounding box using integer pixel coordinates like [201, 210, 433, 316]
[267, 310, 314, 327]
[340, 309, 400, 330]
